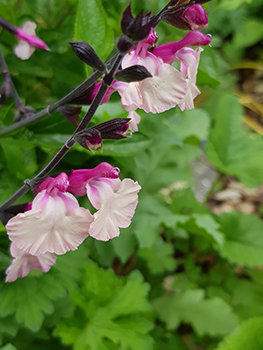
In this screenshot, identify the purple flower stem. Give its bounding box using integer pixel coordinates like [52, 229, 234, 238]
[0, 45, 24, 111]
[0, 54, 118, 136]
[0, 53, 124, 212]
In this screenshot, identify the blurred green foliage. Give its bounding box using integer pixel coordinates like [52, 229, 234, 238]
[1, 0, 263, 349]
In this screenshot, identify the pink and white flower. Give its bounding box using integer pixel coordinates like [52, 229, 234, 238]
[5, 243, 56, 282]
[91, 29, 211, 131]
[5, 163, 140, 281]
[68, 162, 141, 241]
[6, 172, 93, 256]
[14, 21, 49, 60]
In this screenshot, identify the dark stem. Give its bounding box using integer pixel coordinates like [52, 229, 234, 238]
[0, 184, 29, 211]
[0, 54, 118, 136]
[0, 53, 124, 212]
[0, 44, 24, 111]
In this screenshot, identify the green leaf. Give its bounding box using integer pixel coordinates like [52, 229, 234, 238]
[206, 94, 263, 187]
[0, 316, 18, 337]
[112, 226, 137, 264]
[153, 289, 238, 336]
[164, 108, 210, 141]
[0, 344, 17, 350]
[0, 138, 38, 180]
[179, 214, 224, 247]
[139, 238, 176, 274]
[153, 330, 187, 350]
[215, 317, 263, 350]
[74, 0, 114, 62]
[218, 211, 263, 266]
[133, 194, 188, 248]
[52, 244, 90, 292]
[0, 274, 65, 331]
[233, 19, 263, 49]
[55, 263, 153, 350]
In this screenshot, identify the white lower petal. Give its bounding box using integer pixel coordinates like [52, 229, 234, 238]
[5, 244, 56, 282]
[121, 83, 142, 111]
[87, 179, 141, 241]
[139, 63, 187, 114]
[14, 41, 35, 60]
[7, 191, 93, 256]
[178, 81, 200, 111]
[128, 111, 141, 132]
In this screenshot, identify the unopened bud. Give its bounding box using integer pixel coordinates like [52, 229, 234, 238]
[89, 118, 130, 139]
[74, 128, 102, 151]
[69, 41, 106, 72]
[68, 84, 95, 105]
[57, 105, 82, 127]
[179, 4, 208, 30]
[115, 65, 152, 83]
[117, 35, 134, 55]
[120, 4, 154, 44]
[0, 203, 32, 226]
[159, 0, 210, 31]
[86, 136, 103, 151]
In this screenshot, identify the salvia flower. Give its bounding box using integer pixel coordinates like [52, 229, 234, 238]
[6, 243, 57, 283]
[15, 21, 49, 59]
[92, 29, 211, 131]
[5, 163, 140, 281]
[6, 172, 93, 256]
[0, 17, 48, 59]
[68, 164, 141, 241]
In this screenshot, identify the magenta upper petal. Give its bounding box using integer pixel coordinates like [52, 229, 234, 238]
[38, 172, 69, 194]
[68, 163, 120, 196]
[15, 28, 48, 50]
[152, 31, 211, 64]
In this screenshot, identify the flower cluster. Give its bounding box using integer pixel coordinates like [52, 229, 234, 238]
[89, 29, 211, 132]
[5, 163, 141, 282]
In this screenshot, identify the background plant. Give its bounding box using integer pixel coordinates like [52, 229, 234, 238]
[0, 0, 263, 349]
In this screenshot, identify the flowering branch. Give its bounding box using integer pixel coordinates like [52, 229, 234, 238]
[0, 0, 212, 282]
[0, 55, 123, 211]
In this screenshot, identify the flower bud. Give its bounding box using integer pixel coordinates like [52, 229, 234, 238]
[179, 4, 208, 30]
[0, 203, 32, 226]
[117, 35, 134, 55]
[74, 129, 102, 151]
[57, 105, 82, 127]
[86, 136, 103, 151]
[115, 65, 152, 83]
[89, 118, 130, 139]
[120, 4, 154, 44]
[69, 41, 106, 72]
[159, 0, 210, 31]
[68, 84, 95, 105]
